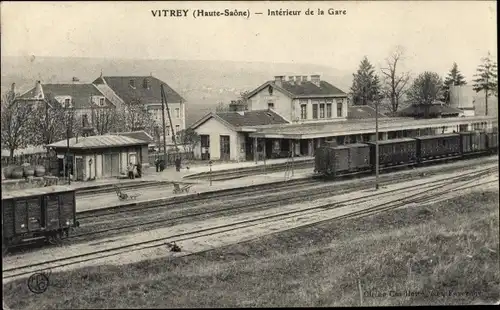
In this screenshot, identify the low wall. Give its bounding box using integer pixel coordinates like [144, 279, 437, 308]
[2, 176, 60, 191]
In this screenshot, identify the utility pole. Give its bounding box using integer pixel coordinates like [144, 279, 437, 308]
[160, 86, 168, 165]
[66, 103, 72, 185]
[161, 84, 180, 165]
[375, 100, 379, 190]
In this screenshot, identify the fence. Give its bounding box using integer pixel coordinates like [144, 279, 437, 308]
[148, 151, 195, 166]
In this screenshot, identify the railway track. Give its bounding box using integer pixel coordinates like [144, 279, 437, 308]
[71, 165, 498, 243]
[184, 159, 314, 181]
[3, 165, 497, 280]
[76, 180, 173, 197]
[77, 155, 498, 219]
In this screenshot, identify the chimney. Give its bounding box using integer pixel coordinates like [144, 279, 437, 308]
[11, 83, 16, 93]
[34, 80, 44, 99]
[274, 75, 284, 87]
[311, 75, 320, 87]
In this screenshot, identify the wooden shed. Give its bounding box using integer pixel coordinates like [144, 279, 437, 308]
[47, 135, 149, 181]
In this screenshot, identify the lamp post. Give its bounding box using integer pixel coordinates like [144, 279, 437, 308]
[209, 160, 213, 186]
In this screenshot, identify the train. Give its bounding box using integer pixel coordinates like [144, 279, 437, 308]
[2, 185, 80, 253]
[315, 130, 498, 177]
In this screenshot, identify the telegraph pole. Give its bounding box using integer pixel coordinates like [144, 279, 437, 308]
[160, 85, 168, 165]
[161, 84, 180, 165]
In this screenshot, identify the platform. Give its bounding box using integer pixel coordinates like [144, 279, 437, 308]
[77, 168, 314, 213]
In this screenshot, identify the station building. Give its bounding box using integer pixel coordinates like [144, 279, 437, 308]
[191, 75, 498, 161]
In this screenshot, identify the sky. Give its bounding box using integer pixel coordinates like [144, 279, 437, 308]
[1, 1, 497, 79]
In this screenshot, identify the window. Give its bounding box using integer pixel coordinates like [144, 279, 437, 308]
[319, 103, 325, 118]
[326, 104, 332, 118]
[268, 102, 274, 109]
[300, 104, 307, 119]
[99, 98, 105, 106]
[175, 108, 180, 118]
[175, 125, 180, 135]
[337, 101, 343, 117]
[312, 100, 319, 119]
[64, 98, 71, 108]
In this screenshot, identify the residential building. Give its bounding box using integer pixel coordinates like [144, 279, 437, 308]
[92, 75, 186, 144]
[17, 80, 113, 134]
[244, 75, 348, 123]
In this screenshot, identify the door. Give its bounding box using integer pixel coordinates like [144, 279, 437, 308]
[220, 135, 230, 161]
[111, 153, 120, 176]
[75, 157, 84, 181]
[200, 135, 210, 160]
[103, 154, 112, 177]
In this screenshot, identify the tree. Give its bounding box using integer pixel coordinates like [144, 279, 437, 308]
[380, 46, 411, 114]
[442, 62, 467, 103]
[30, 92, 67, 145]
[117, 98, 156, 135]
[472, 52, 498, 116]
[215, 101, 230, 112]
[406, 71, 444, 118]
[90, 106, 120, 135]
[177, 128, 200, 154]
[351, 56, 382, 107]
[1, 91, 36, 158]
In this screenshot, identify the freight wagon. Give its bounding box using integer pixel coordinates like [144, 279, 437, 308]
[460, 131, 488, 155]
[314, 142, 371, 177]
[486, 131, 498, 153]
[415, 134, 461, 162]
[2, 185, 80, 253]
[366, 138, 418, 168]
[315, 131, 497, 178]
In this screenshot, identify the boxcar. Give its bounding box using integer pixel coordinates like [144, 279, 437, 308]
[2, 185, 79, 250]
[460, 131, 488, 155]
[314, 143, 371, 176]
[367, 138, 418, 167]
[486, 131, 498, 152]
[416, 134, 461, 161]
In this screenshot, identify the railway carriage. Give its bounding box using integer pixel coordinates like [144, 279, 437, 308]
[2, 185, 80, 252]
[367, 138, 418, 168]
[415, 134, 461, 162]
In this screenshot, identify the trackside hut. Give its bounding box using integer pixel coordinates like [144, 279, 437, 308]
[47, 135, 149, 181]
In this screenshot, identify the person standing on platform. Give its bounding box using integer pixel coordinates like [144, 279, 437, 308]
[136, 161, 142, 178]
[175, 156, 181, 172]
[159, 159, 165, 172]
[127, 162, 135, 179]
[155, 158, 159, 172]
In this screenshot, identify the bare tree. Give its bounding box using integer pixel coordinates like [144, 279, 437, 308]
[31, 92, 67, 145]
[380, 46, 411, 115]
[1, 91, 36, 159]
[91, 105, 120, 135]
[117, 97, 156, 135]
